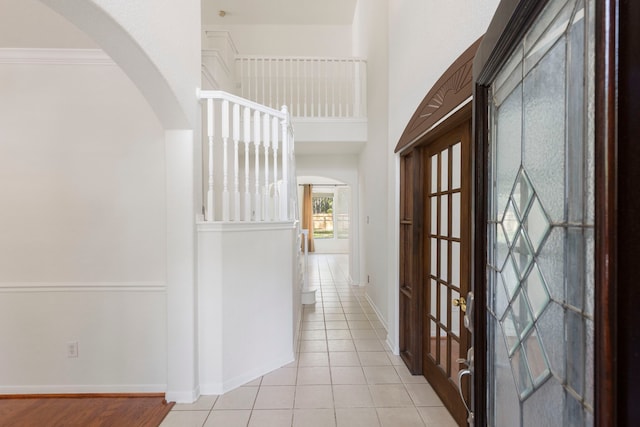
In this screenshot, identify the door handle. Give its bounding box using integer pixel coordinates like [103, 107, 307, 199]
[452, 296, 467, 312]
[457, 368, 475, 426]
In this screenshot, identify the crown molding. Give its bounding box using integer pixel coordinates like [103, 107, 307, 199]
[0, 48, 114, 65]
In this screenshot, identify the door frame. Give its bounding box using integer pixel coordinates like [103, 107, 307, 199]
[395, 39, 481, 426]
[472, 0, 640, 425]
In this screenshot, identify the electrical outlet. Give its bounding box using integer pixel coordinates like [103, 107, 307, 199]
[67, 341, 78, 358]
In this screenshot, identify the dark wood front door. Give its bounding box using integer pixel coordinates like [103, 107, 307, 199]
[422, 122, 471, 426]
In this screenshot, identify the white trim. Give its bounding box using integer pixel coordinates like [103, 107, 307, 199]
[0, 281, 166, 293]
[0, 384, 166, 395]
[0, 48, 114, 66]
[165, 386, 200, 404]
[196, 220, 296, 232]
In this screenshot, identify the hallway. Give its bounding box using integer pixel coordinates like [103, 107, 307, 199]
[160, 254, 456, 427]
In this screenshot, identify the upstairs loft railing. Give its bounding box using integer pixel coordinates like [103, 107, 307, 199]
[199, 90, 297, 223]
[236, 56, 367, 119]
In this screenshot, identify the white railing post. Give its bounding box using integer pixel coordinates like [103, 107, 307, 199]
[206, 99, 215, 222]
[280, 106, 289, 221]
[243, 106, 251, 221]
[262, 113, 271, 221]
[232, 103, 241, 221]
[221, 100, 230, 221]
[272, 116, 280, 220]
[253, 110, 262, 221]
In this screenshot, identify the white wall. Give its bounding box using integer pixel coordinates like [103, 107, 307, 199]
[0, 53, 167, 392]
[203, 24, 353, 57]
[352, 0, 390, 335]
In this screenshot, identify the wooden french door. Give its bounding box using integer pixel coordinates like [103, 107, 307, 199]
[422, 122, 471, 426]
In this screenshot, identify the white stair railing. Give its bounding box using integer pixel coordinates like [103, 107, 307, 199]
[236, 56, 367, 119]
[199, 90, 296, 222]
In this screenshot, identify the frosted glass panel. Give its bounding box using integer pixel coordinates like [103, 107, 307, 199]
[440, 240, 448, 281]
[496, 84, 523, 221]
[452, 193, 461, 238]
[441, 149, 449, 191]
[430, 279, 437, 315]
[523, 40, 566, 222]
[431, 155, 438, 193]
[452, 142, 461, 189]
[440, 195, 448, 236]
[440, 284, 448, 327]
[451, 242, 460, 288]
[430, 197, 437, 234]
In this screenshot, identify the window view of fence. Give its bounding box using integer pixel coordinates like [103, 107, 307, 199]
[312, 187, 350, 240]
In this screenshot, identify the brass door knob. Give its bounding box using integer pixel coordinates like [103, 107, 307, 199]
[453, 296, 467, 312]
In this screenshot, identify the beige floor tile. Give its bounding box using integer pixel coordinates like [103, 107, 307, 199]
[405, 383, 443, 406]
[261, 367, 297, 386]
[329, 351, 361, 367]
[349, 329, 379, 340]
[333, 385, 374, 408]
[358, 351, 391, 366]
[348, 320, 374, 330]
[363, 366, 402, 384]
[293, 408, 336, 427]
[326, 330, 352, 340]
[377, 407, 425, 427]
[160, 410, 209, 427]
[416, 406, 458, 427]
[204, 410, 251, 427]
[294, 385, 334, 408]
[297, 367, 331, 385]
[282, 359, 298, 369]
[302, 312, 325, 321]
[254, 386, 296, 409]
[327, 339, 357, 352]
[213, 386, 258, 409]
[345, 313, 369, 321]
[369, 384, 414, 407]
[354, 339, 385, 352]
[301, 329, 326, 340]
[248, 409, 293, 427]
[386, 352, 406, 366]
[342, 307, 365, 314]
[395, 364, 428, 384]
[375, 329, 389, 340]
[323, 301, 343, 307]
[331, 366, 367, 385]
[173, 394, 217, 411]
[324, 313, 347, 321]
[302, 321, 325, 331]
[335, 408, 381, 427]
[300, 340, 328, 352]
[323, 307, 344, 314]
[297, 352, 329, 367]
[325, 320, 349, 330]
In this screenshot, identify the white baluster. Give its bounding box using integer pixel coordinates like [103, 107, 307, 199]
[263, 114, 270, 221]
[304, 59, 308, 117]
[221, 100, 230, 221]
[297, 59, 301, 117]
[243, 107, 251, 221]
[324, 59, 329, 116]
[280, 106, 289, 220]
[272, 116, 280, 220]
[253, 110, 262, 221]
[207, 98, 215, 222]
[276, 59, 280, 111]
[311, 59, 315, 117]
[232, 103, 240, 221]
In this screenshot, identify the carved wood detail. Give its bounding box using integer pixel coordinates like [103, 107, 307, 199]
[394, 38, 481, 153]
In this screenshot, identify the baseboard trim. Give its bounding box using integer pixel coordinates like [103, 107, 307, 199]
[0, 392, 166, 399]
[0, 384, 167, 395]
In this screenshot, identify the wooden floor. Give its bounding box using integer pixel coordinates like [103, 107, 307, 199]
[0, 395, 174, 427]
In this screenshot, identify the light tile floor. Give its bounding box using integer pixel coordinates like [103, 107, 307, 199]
[161, 254, 457, 427]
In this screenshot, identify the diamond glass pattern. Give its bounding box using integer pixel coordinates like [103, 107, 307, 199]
[512, 169, 534, 217]
[524, 195, 551, 253]
[524, 263, 551, 318]
[503, 199, 521, 245]
[511, 345, 534, 398]
[512, 229, 534, 278]
[523, 328, 551, 386]
[501, 307, 520, 354]
[511, 288, 534, 340]
[496, 223, 509, 267]
[501, 255, 520, 299]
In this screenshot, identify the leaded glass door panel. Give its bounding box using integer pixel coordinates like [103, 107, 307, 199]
[481, 0, 595, 425]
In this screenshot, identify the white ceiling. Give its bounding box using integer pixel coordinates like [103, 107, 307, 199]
[202, 0, 358, 26]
